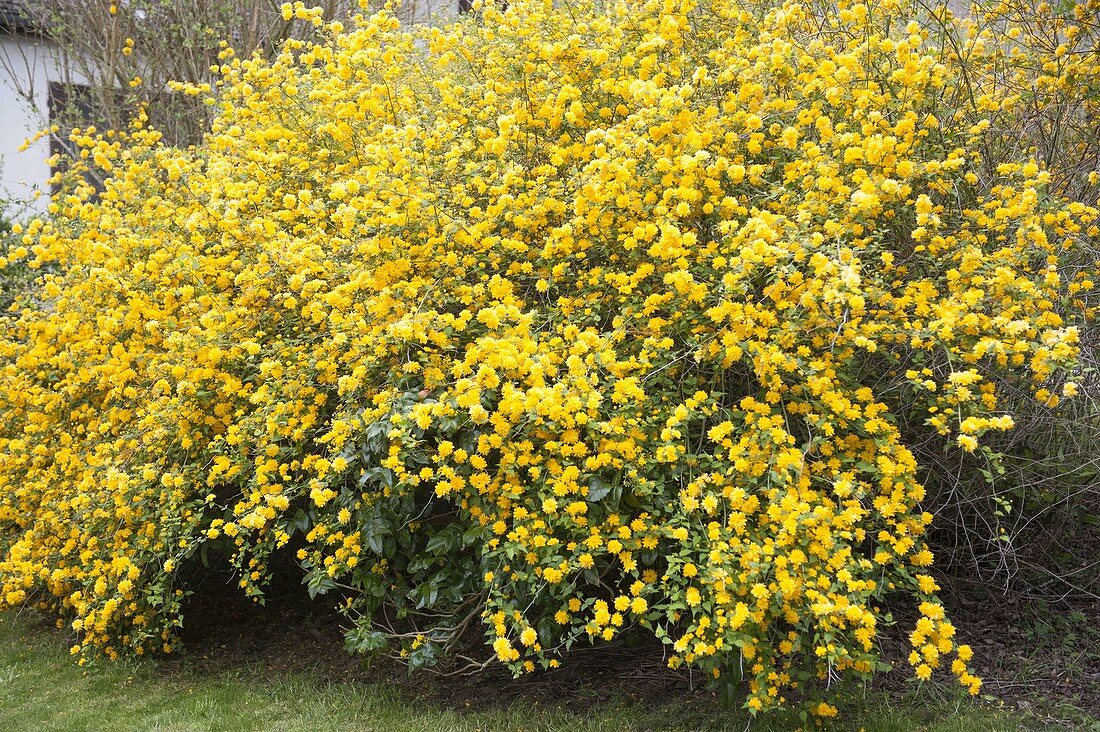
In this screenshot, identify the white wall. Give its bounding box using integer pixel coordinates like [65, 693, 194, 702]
[0, 33, 73, 219]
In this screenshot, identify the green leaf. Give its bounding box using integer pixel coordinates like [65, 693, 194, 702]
[344, 625, 388, 656]
[306, 570, 336, 599]
[588, 477, 612, 502]
[425, 528, 459, 555]
[462, 524, 484, 547]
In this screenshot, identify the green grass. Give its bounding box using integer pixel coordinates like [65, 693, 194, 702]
[0, 611, 1035, 732]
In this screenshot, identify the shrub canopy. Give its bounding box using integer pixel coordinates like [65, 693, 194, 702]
[1, 0, 1098, 717]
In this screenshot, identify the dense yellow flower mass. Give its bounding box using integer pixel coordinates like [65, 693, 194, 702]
[1, 0, 1097, 715]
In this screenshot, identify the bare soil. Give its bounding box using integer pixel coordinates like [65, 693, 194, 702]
[168, 564, 1100, 723]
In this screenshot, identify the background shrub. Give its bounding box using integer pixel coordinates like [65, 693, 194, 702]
[894, 0, 1100, 597]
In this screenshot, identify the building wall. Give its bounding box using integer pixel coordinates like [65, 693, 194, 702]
[0, 33, 75, 218]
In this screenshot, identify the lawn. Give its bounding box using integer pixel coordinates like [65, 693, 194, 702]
[0, 609, 1042, 732]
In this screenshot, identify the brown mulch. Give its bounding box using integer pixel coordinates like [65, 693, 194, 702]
[172, 573, 711, 712]
[869, 589, 1100, 722]
[949, 594, 1100, 717]
[165, 565, 1100, 721]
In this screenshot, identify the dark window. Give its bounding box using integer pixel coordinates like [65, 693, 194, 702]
[459, 0, 507, 14]
[48, 82, 106, 195]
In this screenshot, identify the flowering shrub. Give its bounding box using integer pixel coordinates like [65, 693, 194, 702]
[900, 0, 1100, 588]
[0, 217, 40, 315]
[1, 0, 1098, 716]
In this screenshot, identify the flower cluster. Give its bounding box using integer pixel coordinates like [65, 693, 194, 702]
[1, 0, 1096, 716]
